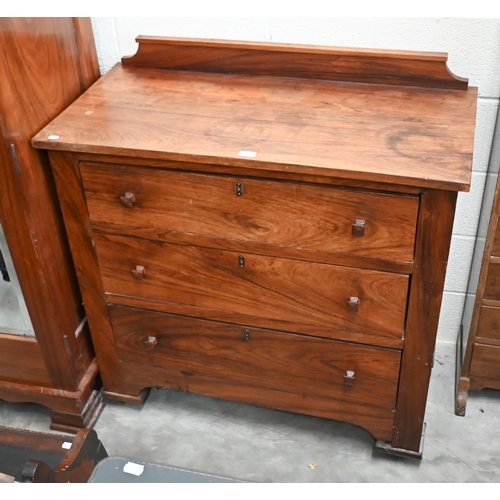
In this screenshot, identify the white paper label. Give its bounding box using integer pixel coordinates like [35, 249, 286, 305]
[238, 150, 257, 158]
[123, 462, 145, 476]
[62, 442, 72, 449]
[48, 135, 60, 140]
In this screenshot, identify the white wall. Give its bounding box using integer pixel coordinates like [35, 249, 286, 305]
[90, 17, 500, 343]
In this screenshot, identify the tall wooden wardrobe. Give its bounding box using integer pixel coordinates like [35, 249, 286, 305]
[0, 18, 103, 432]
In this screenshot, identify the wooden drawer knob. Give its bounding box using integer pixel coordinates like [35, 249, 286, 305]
[144, 336, 157, 350]
[120, 192, 136, 208]
[347, 296, 360, 312]
[132, 265, 145, 280]
[344, 370, 355, 386]
[352, 219, 365, 237]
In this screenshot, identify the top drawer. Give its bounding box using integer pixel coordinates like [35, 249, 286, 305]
[80, 162, 419, 264]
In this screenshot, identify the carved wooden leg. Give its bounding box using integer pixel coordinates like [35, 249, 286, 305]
[102, 388, 150, 405]
[455, 324, 470, 416]
[50, 389, 105, 434]
[455, 377, 470, 417]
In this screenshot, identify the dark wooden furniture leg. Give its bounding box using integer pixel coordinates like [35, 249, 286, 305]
[0, 426, 108, 483]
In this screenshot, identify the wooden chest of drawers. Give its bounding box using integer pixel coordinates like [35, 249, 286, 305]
[456, 107, 500, 414]
[32, 37, 477, 458]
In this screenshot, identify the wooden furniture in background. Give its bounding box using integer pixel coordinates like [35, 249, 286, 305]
[0, 426, 107, 483]
[0, 18, 103, 432]
[456, 105, 500, 415]
[33, 37, 477, 458]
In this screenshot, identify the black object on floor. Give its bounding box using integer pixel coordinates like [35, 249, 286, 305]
[0, 250, 9, 282]
[0, 426, 108, 482]
[89, 456, 247, 483]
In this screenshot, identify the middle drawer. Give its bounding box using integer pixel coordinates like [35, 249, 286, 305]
[95, 233, 408, 349]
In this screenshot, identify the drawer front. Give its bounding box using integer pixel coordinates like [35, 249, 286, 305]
[491, 220, 500, 257]
[110, 305, 401, 417]
[484, 261, 500, 301]
[95, 233, 408, 348]
[80, 162, 419, 264]
[476, 305, 500, 342]
[470, 344, 500, 380]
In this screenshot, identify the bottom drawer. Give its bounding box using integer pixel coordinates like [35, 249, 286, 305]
[470, 343, 500, 380]
[110, 305, 401, 441]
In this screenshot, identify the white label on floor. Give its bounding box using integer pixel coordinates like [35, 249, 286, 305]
[62, 442, 72, 449]
[123, 462, 145, 476]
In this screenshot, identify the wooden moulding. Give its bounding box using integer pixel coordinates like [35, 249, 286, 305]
[0, 360, 105, 434]
[122, 36, 469, 90]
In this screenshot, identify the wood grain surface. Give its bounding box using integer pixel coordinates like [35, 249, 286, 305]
[0, 16, 100, 434]
[0, 333, 51, 386]
[474, 305, 500, 342]
[111, 305, 401, 408]
[48, 151, 124, 392]
[491, 221, 500, 256]
[484, 260, 500, 300]
[95, 233, 408, 348]
[32, 65, 476, 192]
[122, 36, 468, 89]
[110, 305, 400, 441]
[111, 355, 397, 442]
[80, 161, 419, 265]
[0, 17, 98, 389]
[391, 189, 457, 452]
[469, 344, 500, 381]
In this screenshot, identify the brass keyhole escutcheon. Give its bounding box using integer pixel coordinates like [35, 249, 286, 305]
[235, 181, 244, 196]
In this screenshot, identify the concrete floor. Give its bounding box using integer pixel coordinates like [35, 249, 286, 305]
[1, 340, 500, 482]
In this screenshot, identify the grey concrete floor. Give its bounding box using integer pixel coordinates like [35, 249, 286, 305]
[1, 340, 500, 482]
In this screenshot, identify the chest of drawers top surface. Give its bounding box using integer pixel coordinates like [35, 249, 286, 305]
[32, 37, 476, 193]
